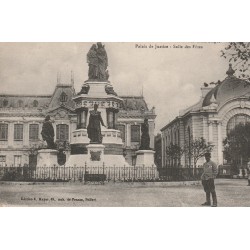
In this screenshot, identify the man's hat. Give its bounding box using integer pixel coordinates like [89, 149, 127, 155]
[204, 152, 211, 157]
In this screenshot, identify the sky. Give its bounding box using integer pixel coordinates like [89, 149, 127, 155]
[0, 42, 230, 133]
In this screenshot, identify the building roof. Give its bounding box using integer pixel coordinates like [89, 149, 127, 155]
[161, 64, 250, 131]
[0, 84, 76, 111]
[120, 96, 149, 111]
[202, 66, 250, 108]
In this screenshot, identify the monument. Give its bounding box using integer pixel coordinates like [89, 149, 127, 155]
[136, 118, 157, 168]
[65, 42, 129, 168]
[37, 115, 58, 167]
[64, 43, 158, 180]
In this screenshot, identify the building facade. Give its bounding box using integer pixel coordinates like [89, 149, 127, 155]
[0, 83, 156, 167]
[161, 64, 250, 168]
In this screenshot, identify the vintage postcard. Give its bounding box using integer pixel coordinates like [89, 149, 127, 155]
[0, 42, 250, 207]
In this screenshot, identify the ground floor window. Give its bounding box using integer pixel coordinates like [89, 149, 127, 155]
[56, 124, 69, 141]
[14, 124, 23, 141]
[29, 124, 39, 140]
[14, 155, 22, 167]
[0, 124, 8, 141]
[0, 155, 6, 166]
[131, 125, 140, 142]
[117, 124, 125, 142]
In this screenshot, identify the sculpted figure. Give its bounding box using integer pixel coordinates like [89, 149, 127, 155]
[87, 44, 98, 80]
[41, 115, 56, 149]
[87, 43, 109, 81]
[139, 118, 150, 150]
[87, 104, 105, 143]
[96, 42, 108, 81]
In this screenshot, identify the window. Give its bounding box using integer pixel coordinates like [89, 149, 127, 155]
[0, 124, 8, 141]
[29, 124, 39, 140]
[0, 155, 6, 167]
[117, 124, 125, 142]
[227, 114, 250, 135]
[18, 100, 24, 108]
[56, 124, 69, 141]
[33, 100, 38, 107]
[14, 155, 22, 167]
[14, 124, 23, 141]
[60, 91, 68, 103]
[3, 99, 8, 107]
[131, 125, 140, 142]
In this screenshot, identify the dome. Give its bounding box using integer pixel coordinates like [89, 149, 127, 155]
[202, 64, 250, 108]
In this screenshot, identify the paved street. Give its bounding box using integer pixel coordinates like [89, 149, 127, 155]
[0, 179, 249, 207]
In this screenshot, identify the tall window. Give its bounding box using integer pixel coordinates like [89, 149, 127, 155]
[227, 114, 250, 135]
[33, 100, 38, 107]
[117, 124, 125, 142]
[18, 100, 24, 108]
[0, 155, 6, 167]
[131, 125, 140, 142]
[29, 124, 39, 140]
[0, 124, 8, 141]
[14, 155, 22, 167]
[14, 124, 23, 141]
[56, 124, 69, 141]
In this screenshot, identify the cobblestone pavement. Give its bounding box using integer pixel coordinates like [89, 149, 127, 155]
[0, 179, 249, 207]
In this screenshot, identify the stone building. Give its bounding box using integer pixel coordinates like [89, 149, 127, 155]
[0, 82, 156, 167]
[161, 64, 250, 168]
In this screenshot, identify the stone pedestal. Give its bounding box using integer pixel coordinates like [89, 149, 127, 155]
[135, 150, 156, 167]
[37, 149, 58, 167]
[86, 144, 105, 164]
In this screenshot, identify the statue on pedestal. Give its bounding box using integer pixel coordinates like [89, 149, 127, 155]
[41, 115, 56, 149]
[139, 118, 150, 150]
[87, 42, 109, 81]
[87, 104, 105, 144]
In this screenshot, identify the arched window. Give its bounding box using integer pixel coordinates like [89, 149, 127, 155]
[3, 99, 8, 107]
[227, 114, 250, 135]
[33, 100, 38, 107]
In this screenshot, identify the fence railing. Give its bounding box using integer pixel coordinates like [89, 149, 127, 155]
[0, 164, 204, 183]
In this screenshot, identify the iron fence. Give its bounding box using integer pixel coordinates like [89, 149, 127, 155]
[0, 164, 203, 183]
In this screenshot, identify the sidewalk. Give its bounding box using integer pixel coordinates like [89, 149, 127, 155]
[0, 179, 249, 207]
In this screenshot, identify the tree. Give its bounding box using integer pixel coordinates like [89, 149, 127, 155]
[223, 123, 250, 168]
[221, 42, 250, 83]
[165, 143, 184, 167]
[185, 137, 214, 168]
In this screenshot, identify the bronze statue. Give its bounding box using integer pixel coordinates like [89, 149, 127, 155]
[87, 104, 105, 143]
[87, 43, 109, 81]
[41, 115, 56, 149]
[87, 44, 98, 80]
[139, 118, 150, 150]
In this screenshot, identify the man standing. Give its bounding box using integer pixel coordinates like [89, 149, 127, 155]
[201, 152, 218, 207]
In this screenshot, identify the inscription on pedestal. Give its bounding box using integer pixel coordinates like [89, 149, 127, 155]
[90, 151, 102, 161]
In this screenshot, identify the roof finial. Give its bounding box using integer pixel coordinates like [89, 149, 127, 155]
[226, 63, 235, 76]
[71, 70, 74, 87]
[57, 71, 61, 85]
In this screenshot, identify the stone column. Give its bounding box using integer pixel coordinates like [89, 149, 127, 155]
[208, 121, 213, 143]
[107, 110, 113, 129]
[80, 110, 87, 128]
[126, 124, 131, 147]
[161, 133, 165, 167]
[23, 122, 29, 147]
[8, 122, 14, 147]
[217, 121, 223, 165]
[202, 116, 208, 141]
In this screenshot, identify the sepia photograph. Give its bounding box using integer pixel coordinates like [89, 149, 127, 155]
[1, 42, 250, 207]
